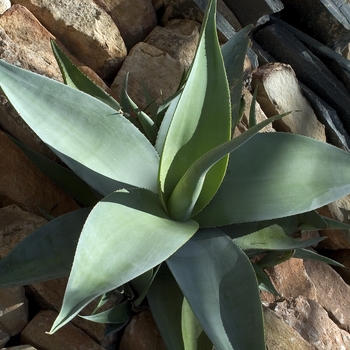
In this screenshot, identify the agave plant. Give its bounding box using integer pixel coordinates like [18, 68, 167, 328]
[0, 0, 350, 349]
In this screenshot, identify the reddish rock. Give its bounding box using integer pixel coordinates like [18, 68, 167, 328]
[120, 310, 166, 350]
[11, 0, 127, 80]
[0, 131, 79, 217]
[21, 310, 105, 350]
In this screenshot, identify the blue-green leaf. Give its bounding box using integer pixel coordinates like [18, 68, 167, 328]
[51, 40, 121, 112]
[233, 224, 325, 251]
[158, 0, 231, 217]
[0, 60, 159, 195]
[194, 133, 350, 226]
[0, 208, 90, 286]
[50, 188, 198, 333]
[167, 228, 265, 350]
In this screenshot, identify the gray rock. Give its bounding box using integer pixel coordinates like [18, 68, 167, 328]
[281, 0, 350, 51]
[254, 23, 350, 136]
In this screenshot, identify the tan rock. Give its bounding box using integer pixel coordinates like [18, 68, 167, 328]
[263, 306, 312, 350]
[162, 0, 241, 42]
[0, 131, 79, 217]
[0, 287, 28, 337]
[20, 310, 105, 350]
[11, 0, 127, 80]
[111, 42, 184, 110]
[2, 346, 37, 350]
[304, 259, 350, 333]
[317, 195, 350, 249]
[270, 296, 350, 349]
[324, 249, 350, 285]
[120, 310, 166, 350]
[239, 87, 275, 133]
[252, 62, 326, 141]
[0, 205, 47, 259]
[144, 19, 200, 69]
[94, 0, 157, 50]
[0, 1, 11, 15]
[0, 5, 62, 80]
[262, 258, 317, 303]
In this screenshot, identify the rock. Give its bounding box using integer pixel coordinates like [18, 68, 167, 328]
[120, 310, 166, 350]
[3, 346, 37, 350]
[162, 0, 241, 42]
[251, 62, 326, 141]
[20, 310, 105, 350]
[317, 195, 350, 249]
[11, 0, 127, 80]
[0, 287, 28, 339]
[300, 83, 350, 151]
[0, 131, 79, 217]
[323, 249, 350, 285]
[0, 205, 47, 259]
[111, 42, 183, 110]
[223, 0, 284, 26]
[0, 0, 11, 14]
[94, 0, 157, 50]
[263, 257, 350, 333]
[27, 278, 120, 348]
[304, 259, 350, 332]
[263, 306, 312, 350]
[238, 87, 275, 134]
[271, 16, 350, 95]
[254, 23, 350, 135]
[0, 5, 63, 80]
[281, 0, 350, 51]
[271, 296, 350, 349]
[144, 19, 200, 69]
[261, 258, 317, 305]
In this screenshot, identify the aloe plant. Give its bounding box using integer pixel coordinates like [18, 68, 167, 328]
[0, 0, 350, 348]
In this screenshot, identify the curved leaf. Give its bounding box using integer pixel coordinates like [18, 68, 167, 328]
[0, 208, 90, 287]
[221, 26, 251, 128]
[148, 263, 212, 350]
[80, 300, 132, 324]
[51, 40, 121, 112]
[167, 228, 265, 350]
[0, 60, 159, 195]
[50, 188, 198, 333]
[194, 133, 350, 226]
[233, 224, 325, 251]
[168, 113, 285, 221]
[158, 0, 231, 217]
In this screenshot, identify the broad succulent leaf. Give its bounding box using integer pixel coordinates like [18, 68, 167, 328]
[221, 25, 251, 128]
[50, 188, 198, 333]
[168, 113, 285, 220]
[158, 0, 231, 219]
[167, 228, 265, 350]
[194, 133, 350, 226]
[0, 60, 159, 195]
[233, 224, 325, 251]
[0, 208, 90, 286]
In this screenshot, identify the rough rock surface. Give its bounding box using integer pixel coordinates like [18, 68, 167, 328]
[111, 42, 184, 109]
[11, 0, 127, 79]
[252, 62, 326, 141]
[21, 310, 105, 350]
